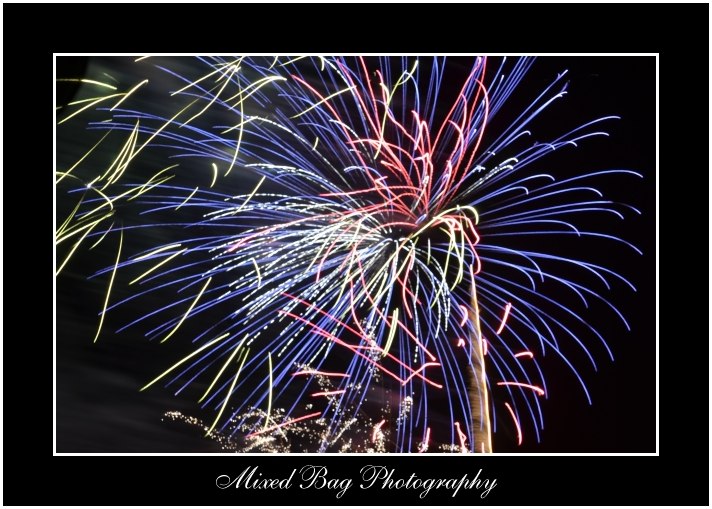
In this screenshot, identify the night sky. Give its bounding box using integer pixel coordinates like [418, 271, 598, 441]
[55, 55, 656, 454]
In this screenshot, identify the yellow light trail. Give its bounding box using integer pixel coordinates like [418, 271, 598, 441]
[161, 277, 212, 343]
[375, 60, 418, 158]
[291, 86, 356, 119]
[264, 352, 273, 431]
[77, 186, 116, 219]
[89, 221, 114, 250]
[56, 215, 106, 275]
[56, 130, 113, 184]
[93, 229, 123, 343]
[55, 196, 83, 238]
[198, 333, 244, 403]
[175, 186, 199, 210]
[383, 308, 399, 355]
[56, 78, 117, 90]
[223, 76, 288, 176]
[129, 165, 179, 200]
[225, 75, 287, 107]
[57, 94, 123, 124]
[134, 243, 183, 261]
[210, 163, 218, 187]
[87, 120, 139, 189]
[234, 176, 266, 214]
[101, 121, 140, 189]
[182, 64, 239, 127]
[129, 248, 186, 285]
[121, 96, 205, 171]
[141, 332, 230, 392]
[170, 60, 240, 97]
[206, 348, 250, 436]
[109, 79, 148, 111]
[251, 258, 262, 287]
[56, 207, 113, 245]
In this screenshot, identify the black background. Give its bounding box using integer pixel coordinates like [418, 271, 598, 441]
[2, 2, 709, 506]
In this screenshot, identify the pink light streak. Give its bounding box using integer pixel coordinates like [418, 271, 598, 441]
[454, 421, 468, 453]
[459, 304, 469, 326]
[514, 351, 534, 359]
[495, 302, 512, 335]
[504, 402, 522, 446]
[278, 308, 442, 389]
[372, 419, 386, 443]
[245, 411, 321, 438]
[497, 381, 545, 396]
[418, 427, 431, 453]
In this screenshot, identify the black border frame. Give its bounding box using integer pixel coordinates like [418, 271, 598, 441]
[3, 2, 709, 506]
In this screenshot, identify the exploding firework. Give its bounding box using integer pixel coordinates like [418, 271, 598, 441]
[56, 56, 642, 452]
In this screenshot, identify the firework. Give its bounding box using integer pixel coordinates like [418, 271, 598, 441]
[56, 56, 641, 452]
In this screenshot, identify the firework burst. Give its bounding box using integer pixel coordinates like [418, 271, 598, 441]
[56, 56, 641, 452]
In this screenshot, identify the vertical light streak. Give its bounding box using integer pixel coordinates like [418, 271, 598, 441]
[264, 352, 273, 431]
[470, 276, 492, 453]
[92, 229, 123, 343]
[504, 402, 523, 446]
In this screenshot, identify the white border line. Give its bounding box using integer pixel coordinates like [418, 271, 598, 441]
[53, 53, 660, 457]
